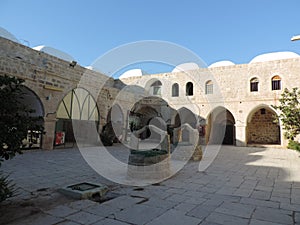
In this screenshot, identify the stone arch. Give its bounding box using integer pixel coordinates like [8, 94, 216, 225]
[246, 105, 280, 145]
[129, 96, 174, 142]
[206, 106, 236, 145]
[19, 85, 45, 149]
[173, 107, 205, 143]
[55, 87, 100, 147]
[174, 107, 198, 129]
[144, 78, 163, 96]
[106, 104, 124, 142]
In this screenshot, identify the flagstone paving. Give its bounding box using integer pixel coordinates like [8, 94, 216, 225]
[1, 145, 300, 225]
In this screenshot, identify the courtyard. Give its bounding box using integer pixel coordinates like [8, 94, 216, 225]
[1, 145, 300, 225]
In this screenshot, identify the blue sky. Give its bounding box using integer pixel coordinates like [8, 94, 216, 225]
[1, 0, 300, 77]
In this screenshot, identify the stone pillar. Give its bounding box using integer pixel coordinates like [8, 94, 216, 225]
[42, 115, 57, 150]
[235, 124, 247, 147]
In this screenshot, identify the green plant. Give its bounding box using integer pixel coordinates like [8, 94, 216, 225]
[0, 75, 43, 202]
[287, 140, 300, 151]
[0, 75, 44, 164]
[0, 172, 17, 202]
[272, 88, 300, 141]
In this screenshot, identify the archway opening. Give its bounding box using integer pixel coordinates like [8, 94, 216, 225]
[55, 88, 100, 148]
[207, 107, 235, 145]
[247, 107, 280, 145]
[19, 86, 44, 149]
[100, 104, 124, 146]
[174, 107, 199, 142]
[129, 96, 175, 145]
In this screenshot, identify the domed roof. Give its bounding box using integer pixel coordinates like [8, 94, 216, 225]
[85, 66, 103, 73]
[0, 27, 19, 43]
[33, 45, 75, 62]
[208, 60, 235, 68]
[119, 68, 143, 79]
[249, 51, 300, 63]
[172, 62, 200, 72]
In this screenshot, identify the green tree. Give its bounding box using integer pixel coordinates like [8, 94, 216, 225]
[0, 75, 43, 162]
[272, 87, 300, 141]
[0, 75, 44, 202]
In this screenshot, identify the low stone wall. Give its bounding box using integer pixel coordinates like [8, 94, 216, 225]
[127, 150, 170, 180]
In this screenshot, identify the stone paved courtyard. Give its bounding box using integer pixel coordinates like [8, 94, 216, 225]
[1, 145, 300, 225]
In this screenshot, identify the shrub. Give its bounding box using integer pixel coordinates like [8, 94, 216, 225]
[0, 172, 17, 202]
[287, 140, 300, 151]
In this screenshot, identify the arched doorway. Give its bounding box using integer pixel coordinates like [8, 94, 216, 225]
[129, 96, 174, 142]
[55, 88, 100, 147]
[247, 106, 280, 145]
[106, 104, 124, 143]
[19, 86, 44, 149]
[174, 107, 199, 142]
[130, 106, 159, 139]
[207, 107, 235, 145]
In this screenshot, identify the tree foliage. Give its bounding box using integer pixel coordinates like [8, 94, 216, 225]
[0, 75, 44, 164]
[272, 87, 300, 140]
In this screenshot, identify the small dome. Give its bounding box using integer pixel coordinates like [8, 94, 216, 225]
[85, 66, 103, 73]
[172, 62, 200, 72]
[119, 69, 143, 79]
[0, 27, 19, 43]
[250, 51, 300, 63]
[208, 60, 235, 68]
[33, 45, 75, 62]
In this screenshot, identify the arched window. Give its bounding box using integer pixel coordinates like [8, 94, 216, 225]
[186, 82, 193, 96]
[271, 75, 281, 90]
[150, 80, 162, 96]
[172, 83, 179, 97]
[205, 80, 213, 94]
[250, 77, 259, 92]
[57, 88, 99, 121]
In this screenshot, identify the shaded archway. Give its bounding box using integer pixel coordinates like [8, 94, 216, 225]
[247, 106, 280, 145]
[174, 107, 198, 129]
[19, 86, 44, 149]
[55, 88, 100, 147]
[207, 107, 235, 145]
[129, 96, 175, 141]
[106, 104, 124, 143]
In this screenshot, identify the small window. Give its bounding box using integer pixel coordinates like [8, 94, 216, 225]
[271, 75, 281, 90]
[186, 82, 193, 96]
[205, 80, 213, 94]
[172, 83, 179, 97]
[260, 108, 266, 115]
[250, 77, 259, 92]
[150, 80, 162, 95]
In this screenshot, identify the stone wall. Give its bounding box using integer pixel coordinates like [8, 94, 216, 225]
[119, 57, 300, 147]
[0, 37, 117, 149]
[2, 36, 300, 148]
[247, 109, 280, 144]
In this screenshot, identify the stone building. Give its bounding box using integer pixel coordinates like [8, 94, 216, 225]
[1, 30, 300, 150]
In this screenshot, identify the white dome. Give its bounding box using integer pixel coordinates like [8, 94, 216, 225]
[85, 66, 103, 73]
[119, 69, 143, 79]
[172, 62, 200, 72]
[250, 51, 300, 63]
[0, 27, 19, 43]
[208, 60, 235, 68]
[33, 45, 75, 62]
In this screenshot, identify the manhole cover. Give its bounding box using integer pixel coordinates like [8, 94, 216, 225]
[58, 182, 108, 200]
